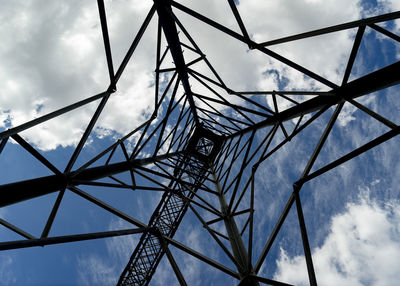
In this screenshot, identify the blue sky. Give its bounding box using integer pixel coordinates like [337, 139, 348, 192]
[1, 0, 400, 285]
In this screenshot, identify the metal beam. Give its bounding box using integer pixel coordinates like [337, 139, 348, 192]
[11, 134, 61, 175]
[369, 23, 400, 42]
[70, 186, 146, 228]
[97, 0, 116, 89]
[114, 5, 156, 83]
[247, 275, 294, 286]
[229, 60, 400, 139]
[0, 137, 7, 154]
[0, 151, 183, 208]
[227, 0, 251, 45]
[154, 0, 199, 123]
[0, 228, 146, 251]
[294, 191, 317, 286]
[165, 236, 240, 279]
[211, 166, 258, 284]
[259, 11, 400, 46]
[165, 247, 188, 286]
[347, 98, 397, 129]
[299, 124, 400, 184]
[0, 218, 36, 240]
[0, 92, 108, 140]
[342, 25, 365, 85]
[170, 0, 338, 89]
[64, 93, 110, 172]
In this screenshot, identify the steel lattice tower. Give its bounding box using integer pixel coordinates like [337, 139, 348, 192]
[1, 1, 400, 285]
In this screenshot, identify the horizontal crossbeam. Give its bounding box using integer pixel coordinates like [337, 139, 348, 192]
[0, 228, 146, 251]
[0, 151, 183, 207]
[229, 61, 400, 139]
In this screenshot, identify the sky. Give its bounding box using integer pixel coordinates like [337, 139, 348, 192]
[0, 0, 400, 285]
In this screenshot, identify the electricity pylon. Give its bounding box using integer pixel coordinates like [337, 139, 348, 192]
[0, 1, 399, 285]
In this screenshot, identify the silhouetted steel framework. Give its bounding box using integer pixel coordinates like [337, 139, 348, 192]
[0, 0, 399, 285]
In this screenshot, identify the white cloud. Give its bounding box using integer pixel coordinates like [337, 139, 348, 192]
[273, 191, 400, 286]
[1, 1, 399, 285]
[77, 253, 118, 286]
[105, 219, 139, 264]
[1, 0, 397, 150]
[76, 218, 140, 286]
[176, 226, 208, 285]
[337, 102, 357, 127]
[75, 217, 215, 286]
[178, 0, 399, 124]
[0, 256, 16, 286]
[237, 0, 361, 86]
[0, 0, 156, 151]
[152, 257, 178, 286]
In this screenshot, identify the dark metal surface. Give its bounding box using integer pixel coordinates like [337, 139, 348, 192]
[0, 228, 146, 251]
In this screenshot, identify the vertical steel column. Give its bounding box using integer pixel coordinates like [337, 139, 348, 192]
[210, 165, 259, 285]
[154, 0, 199, 123]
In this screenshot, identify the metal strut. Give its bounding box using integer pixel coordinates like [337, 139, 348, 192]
[154, 0, 199, 123]
[0, 2, 399, 285]
[2, 62, 398, 208]
[118, 126, 223, 285]
[210, 165, 260, 286]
